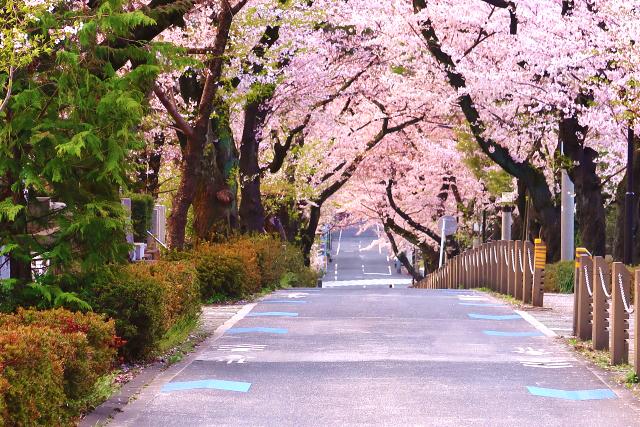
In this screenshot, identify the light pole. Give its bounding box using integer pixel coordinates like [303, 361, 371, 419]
[624, 125, 635, 265]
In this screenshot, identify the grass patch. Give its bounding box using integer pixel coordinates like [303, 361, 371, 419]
[476, 287, 521, 306]
[155, 315, 200, 355]
[74, 371, 123, 416]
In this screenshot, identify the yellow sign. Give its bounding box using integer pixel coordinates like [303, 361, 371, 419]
[575, 247, 590, 268]
[534, 239, 546, 270]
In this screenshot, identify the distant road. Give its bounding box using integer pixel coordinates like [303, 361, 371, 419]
[323, 226, 412, 287]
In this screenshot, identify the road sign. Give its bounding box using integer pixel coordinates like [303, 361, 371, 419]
[437, 215, 458, 236]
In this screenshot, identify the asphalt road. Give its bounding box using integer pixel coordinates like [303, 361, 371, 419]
[109, 227, 640, 426]
[323, 226, 411, 287]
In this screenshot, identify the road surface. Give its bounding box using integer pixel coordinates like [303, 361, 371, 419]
[108, 227, 640, 426]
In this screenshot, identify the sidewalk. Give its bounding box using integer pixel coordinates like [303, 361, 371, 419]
[80, 304, 245, 427]
[503, 292, 636, 364]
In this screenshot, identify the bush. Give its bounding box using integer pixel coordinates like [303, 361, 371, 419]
[129, 261, 201, 331]
[0, 308, 117, 426]
[129, 193, 154, 242]
[544, 261, 575, 293]
[85, 261, 200, 361]
[86, 265, 165, 360]
[194, 242, 261, 301]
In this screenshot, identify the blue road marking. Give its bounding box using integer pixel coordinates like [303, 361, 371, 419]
[468, 313, 522, 320]
[459, 303, 507, 307]
[247, 312, 298, 317]
[227, 327, 288, 334]
[527, 386, 616, 400]
[162, 379, 251, 393]
[483, 330, 544, 337]
[261, 300, 307, 304]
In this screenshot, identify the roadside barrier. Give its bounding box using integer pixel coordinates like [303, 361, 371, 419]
[573, 253, 638, 370]
[416, 239, 546, 307]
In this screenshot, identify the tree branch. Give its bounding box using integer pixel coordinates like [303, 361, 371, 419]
[0, 67, 13, 114]
[153, 84, 194, 139]
[386, 179, 440, 242]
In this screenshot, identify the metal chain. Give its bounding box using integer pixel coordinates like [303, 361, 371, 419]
[617, 273, 634, 314]
[597, 266, 611, 299]
[493, 246, 498, 263]
[504, 247, 509, 266]
[511, 248, 516, 273]
[583, 265, 593, 297]
[527, 247, 534, 275]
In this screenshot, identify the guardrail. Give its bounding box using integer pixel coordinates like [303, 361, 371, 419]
[416, 239, 547, 307]
[574, 253, 638, 367]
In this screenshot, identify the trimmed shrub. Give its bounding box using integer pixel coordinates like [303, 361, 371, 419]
[0, 308, 117, 426]
[130, 193, 154, 242]
[194, 242, 261, 301]
[86, 265, 165, 360]
[544, 261, 574, 293]
[85, 261, 200, 360]
[126, 261, 201, 331]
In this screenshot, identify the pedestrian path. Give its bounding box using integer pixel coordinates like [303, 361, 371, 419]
[108, 288, 640, 426]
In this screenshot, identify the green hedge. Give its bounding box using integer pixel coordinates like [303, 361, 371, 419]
[0, 308, 117, 426]
[129, 193, 154, 242]
[85, 261, 200, 361]
[544, 261, 574, 293]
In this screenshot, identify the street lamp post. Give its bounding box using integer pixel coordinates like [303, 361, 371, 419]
[624, 125, 636, 265]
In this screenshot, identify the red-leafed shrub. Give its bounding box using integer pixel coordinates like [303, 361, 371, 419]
[0, 308, 117, 426]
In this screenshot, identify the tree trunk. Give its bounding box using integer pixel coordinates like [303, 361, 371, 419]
[193, 114, 239, 239]
[561, 116, 606, 256]
[383, 224, 423, 281]
[613, 137, 640, 260]
[167, 130, 205, 249]
[301, 204, 321, 266]
[239, 100, 267, 233]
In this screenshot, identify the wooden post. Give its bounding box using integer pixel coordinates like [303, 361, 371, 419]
[500, 241, 508, 295]
[573, 247, 590, 336]
[634, 270, 640, 375]
[514, 241, 523, 301]
[489, 242, 498, 291]
[592, 257, 610, 351]
[505, 241, 512, 296]
[522, 241, 534, 304]
[532, 239, 546, 307]
[576, 255, 593, 341]
[611, 262, 630, 365]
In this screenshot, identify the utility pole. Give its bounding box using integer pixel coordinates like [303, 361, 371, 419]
[560, 170, 575, 261]
[624, 125, 635, 265]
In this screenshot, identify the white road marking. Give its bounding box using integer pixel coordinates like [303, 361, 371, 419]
[513, 347, 551, 356]
[388, 265, 391, 275]
[519, 360, 573, 369]
[364, 272, 392, 276]
[283, 292, 309, 299]
[458, 296, 488, 301]
[336, 228, 343, 255]
[216, 344, 266, 352]
[514, 310, 557, 337]
[322, 278, 412, 287]
[216, 354, 255, 364]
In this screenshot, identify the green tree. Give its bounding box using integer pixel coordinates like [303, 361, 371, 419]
[0, 0, 160, 307]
